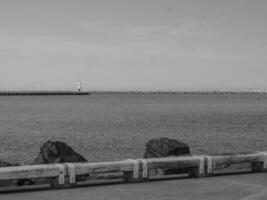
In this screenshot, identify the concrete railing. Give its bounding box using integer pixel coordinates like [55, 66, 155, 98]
[1, 152, 267, 191]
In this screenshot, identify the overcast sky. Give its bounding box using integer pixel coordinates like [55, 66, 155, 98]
[0, 0, 266, 91]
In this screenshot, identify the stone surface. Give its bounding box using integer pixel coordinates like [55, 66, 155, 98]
[144, 137, 191, 175]
[144, 137, 190, 158]
[18, 140, 88, 186]
[33, 140, 87, 164]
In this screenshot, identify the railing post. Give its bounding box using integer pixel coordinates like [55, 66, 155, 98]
[49, 164, 66, 188]
[201, 155, 213, 176]
[188, 156, 205, 177]
[50, 163, 77, 188]
[123, 159, 139, 183]
[252, 152, 267, 172]
[138, 159, 149, 181]
[123, 159, 149, 182]
[65, 163, 76, 186]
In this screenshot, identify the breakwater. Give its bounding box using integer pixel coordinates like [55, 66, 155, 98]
[0, 91, 89, 96]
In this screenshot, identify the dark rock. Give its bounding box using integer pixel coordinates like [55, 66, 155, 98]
[144, 137, 191, 175]
[19, 140, 88, 186]
[144, 137, 190, 158]
[33, 140, 87, 164]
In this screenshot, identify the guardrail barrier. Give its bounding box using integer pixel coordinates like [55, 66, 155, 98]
[1, 152, 267, 192]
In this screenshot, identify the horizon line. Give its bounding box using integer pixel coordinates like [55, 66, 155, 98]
[1, 89, 267, 94]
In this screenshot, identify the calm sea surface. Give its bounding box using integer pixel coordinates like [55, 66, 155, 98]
[0, 93, 267, 164]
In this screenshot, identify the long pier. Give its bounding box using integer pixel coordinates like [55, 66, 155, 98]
[0, 91, 90, 96]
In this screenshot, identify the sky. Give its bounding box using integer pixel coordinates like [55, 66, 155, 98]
[0, 0, 266, 91]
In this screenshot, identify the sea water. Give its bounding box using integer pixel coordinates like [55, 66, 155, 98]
[0, 93, 267, 164]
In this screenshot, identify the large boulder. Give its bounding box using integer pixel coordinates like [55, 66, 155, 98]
[144, 137, 190, 158]
[33, 140, 87, 164]
[144, 137, 191, 175]
[18, 140, 88, 186]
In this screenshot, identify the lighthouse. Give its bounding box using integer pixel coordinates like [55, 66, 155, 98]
[78, 80, 81, 92]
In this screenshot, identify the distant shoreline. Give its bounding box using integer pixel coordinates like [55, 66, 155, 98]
[90, 91, 267, 95]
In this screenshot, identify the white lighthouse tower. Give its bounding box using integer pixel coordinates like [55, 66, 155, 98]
[78, 80, 81, 92]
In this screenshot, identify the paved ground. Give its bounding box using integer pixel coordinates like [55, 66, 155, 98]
[1, 173, 267, 200]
